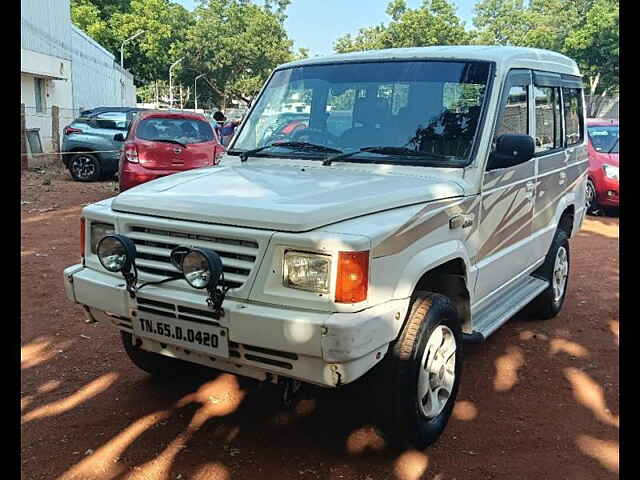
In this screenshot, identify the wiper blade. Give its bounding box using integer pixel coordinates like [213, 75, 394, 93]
[608, 137, 619, 154]
[150, 138, 188, 149]
[239, 141, 342, 162]
[322, 146, 452, 166]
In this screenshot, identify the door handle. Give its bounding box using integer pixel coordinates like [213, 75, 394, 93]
[559, 172, 567, 185]
[525, 181, 536, 191]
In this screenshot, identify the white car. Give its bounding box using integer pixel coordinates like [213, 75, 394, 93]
[63, 46, 587, 449]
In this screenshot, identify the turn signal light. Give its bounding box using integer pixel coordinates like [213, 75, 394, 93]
[335, 251, 369, 303]
[80, 217, 86, 260]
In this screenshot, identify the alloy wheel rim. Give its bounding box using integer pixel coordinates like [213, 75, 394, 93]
[71, 156, 96, 179]
[552, 245, 569, 303]
[417, 324, 456, 419]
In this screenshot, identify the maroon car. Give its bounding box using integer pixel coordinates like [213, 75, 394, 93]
[117, 111, 225, 192]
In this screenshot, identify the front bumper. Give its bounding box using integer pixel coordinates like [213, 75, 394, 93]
[63, 265, 409, 387]
[597, 176, 619, 207]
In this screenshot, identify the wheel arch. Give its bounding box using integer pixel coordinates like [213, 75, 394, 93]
[394, 241, 473, 333]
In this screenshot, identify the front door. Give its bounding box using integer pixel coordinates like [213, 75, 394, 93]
[473, 69, 537, 304]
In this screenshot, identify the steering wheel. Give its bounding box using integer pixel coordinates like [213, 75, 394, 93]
[290, 127, 339, 147]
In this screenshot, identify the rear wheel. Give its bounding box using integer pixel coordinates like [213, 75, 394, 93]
[69, 153, 101, 182]
[529, 229, 570, 319]
[374, 292, 463, 449]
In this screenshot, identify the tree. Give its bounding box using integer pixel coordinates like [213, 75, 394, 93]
[175, 0, 295, 107]
[471, 0, 618, 104]
[334, 0, 469, 53]
[564, 0, 619, 112]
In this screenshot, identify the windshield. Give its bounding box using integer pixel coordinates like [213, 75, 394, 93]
[588, 125, 619, 153]
[231, 60, 491, 166]
[136, 117, 215, 145]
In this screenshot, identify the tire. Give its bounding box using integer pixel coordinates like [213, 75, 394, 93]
[374, 292, 463, 449]
[120, 331, 196, 378]
[529, 229, 570, 319]
[69, 152, 101, 182]
[585, 179, 599, 215]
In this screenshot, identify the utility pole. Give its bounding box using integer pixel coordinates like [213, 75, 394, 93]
[120, 30, 144, 68]
[168, 57, 184, 108]
[194, 73, 205, 111]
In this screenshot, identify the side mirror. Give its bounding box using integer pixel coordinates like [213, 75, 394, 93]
[487, 134, 535, 170]
[113, 133, 125, 142]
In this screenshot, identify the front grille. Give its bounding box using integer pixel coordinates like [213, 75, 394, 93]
[126, 226, 259, 290]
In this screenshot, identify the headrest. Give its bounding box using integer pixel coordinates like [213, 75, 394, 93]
[353, 96, 390, 126]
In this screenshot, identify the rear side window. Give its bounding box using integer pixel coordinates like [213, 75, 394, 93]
[562, 88, 584, 146]
[495, 86, 529, 137]
[534, 86, 562, 153]
[136, 117, 215, 144]
[93, 111, 128, 130]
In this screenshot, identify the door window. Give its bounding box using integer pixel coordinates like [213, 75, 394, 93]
[495, 86, 529, 137]
[562, 88, 584, 146]
[534, 86, 562, 153]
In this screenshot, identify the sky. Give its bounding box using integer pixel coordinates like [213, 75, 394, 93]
[175, 0, 477, 57]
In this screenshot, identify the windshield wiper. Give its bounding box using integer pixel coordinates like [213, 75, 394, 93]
[150, 139, 188, 149]
[608, 137, 619, 154]
[322, 146, 453, 166]
[239, 141, 342, 162]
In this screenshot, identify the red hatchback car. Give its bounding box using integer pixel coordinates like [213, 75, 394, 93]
[586, 118, 619, 214]
[117, 111, 224, 192]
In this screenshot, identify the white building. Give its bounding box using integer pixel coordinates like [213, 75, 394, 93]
[21, 0, 136, 158]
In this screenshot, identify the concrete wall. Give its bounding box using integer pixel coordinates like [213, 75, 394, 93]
[71, 26, 137, 115]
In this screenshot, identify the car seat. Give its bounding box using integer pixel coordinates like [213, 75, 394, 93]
[339, 96, 391, 149]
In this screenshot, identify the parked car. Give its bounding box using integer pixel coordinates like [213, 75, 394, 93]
[64, 46, 587, 449]
[62, 107, 147, 181]
[586, 118, 619, 214]
[117, 110, 225, 192]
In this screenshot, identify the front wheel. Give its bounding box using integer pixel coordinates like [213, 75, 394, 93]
[586, 179, 599, 215]
[374, 292, 463, 449]
[121, 331, 196, 378]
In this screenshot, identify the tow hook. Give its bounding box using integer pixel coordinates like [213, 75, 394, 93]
[280, 378, 302, 407]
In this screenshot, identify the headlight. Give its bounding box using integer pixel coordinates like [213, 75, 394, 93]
[97, 234, 136, 273]
[603, 164, 619, 180]
[90, 222, 114, 254]
[180, 248, 223, 289]
[283, 251, 331, 293]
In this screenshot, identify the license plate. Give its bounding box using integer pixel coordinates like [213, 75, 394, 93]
[132, 315, 229, 358]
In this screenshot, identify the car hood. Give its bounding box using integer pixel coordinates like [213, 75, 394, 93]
[111, 161, 464, 232]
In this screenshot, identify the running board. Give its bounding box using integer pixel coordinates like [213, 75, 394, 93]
[466, 276, 549, 342]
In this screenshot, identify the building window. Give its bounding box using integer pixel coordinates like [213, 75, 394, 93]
[534, 86, 562, 153]
[34, 78, 46, 113]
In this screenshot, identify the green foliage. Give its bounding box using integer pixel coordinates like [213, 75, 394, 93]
[471, 0, 618, 95]
[175, 0, 295, 106]
[334, 0, 469, 53]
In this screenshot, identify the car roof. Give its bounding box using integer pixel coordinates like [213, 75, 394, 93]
[135, 110, 209, 121]
[279, 45, 581, 77]
[80, 106, 148, 116]
[587, 118, 618, 126]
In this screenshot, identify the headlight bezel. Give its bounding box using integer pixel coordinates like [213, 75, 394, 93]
[603, 164, 619, 181]
[90, 222, 115, 254]
[282, 250, 332, 294]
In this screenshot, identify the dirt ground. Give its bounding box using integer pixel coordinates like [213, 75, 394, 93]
[21, 169, 619, 480]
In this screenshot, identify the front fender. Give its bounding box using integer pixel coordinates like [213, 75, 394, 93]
[392, 239, 472, 300]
